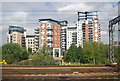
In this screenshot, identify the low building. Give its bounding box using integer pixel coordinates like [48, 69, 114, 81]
[26, 35, 35, 53]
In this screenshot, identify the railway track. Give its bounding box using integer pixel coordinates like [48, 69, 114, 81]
[1, 65, 120, 81]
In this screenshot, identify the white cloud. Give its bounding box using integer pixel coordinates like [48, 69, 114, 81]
[3, 12, 28, 26]
[58, 3, 94, 11]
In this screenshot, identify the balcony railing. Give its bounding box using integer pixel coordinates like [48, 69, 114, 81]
[47, 40, 53, 43]
[47, 34, 53, 37]
[47, 27, 53, 31]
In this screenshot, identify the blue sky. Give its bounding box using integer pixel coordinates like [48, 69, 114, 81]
[0, 2, 119, 45]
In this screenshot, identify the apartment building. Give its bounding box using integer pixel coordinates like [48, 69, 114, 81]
[34, 27, 39, 52]
[92, 18, 101, 42]
[8, 25, 26, 48]
[76, 21, 83, 47]
[59, 21, 68, 56]
[36, 19, 68, 58]
[66, 24, 83, 49]
[26, 35, 35, 53]
[78, 11, 101, 43]
[66, 27, 77, 49]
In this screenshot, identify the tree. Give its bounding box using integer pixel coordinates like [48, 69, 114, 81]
[21, 49, 29, 60]
[64, 43, 79, 63]
[97, 43, 109, 64]
[2, 43, 29, 64]
[28, 48, 32, 53]
[83, 42, 110, 64]
[64, 41, 120, 65]
[77, 46, 84, 63]
[83, 41, 94, 63]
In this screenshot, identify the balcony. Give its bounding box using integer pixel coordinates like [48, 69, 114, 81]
[47, 27, 53, 31]
[34, 29, 39, 32]
[35, 38, 39, 40]
[47, 47, 53, 49]
[35, 36, 39, 38]
[35, 45, 39, 48]
[35, 42, 39, 44]
[35, 28, 39, 31]
[47, 34, 53, 37]
[47, 32, 52, 35]
[35, 39, 39, 42]
[34, 32, 39, 34]
[47, 40, 53, 43]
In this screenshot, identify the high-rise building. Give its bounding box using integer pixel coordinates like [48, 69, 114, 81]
[59, 21, 68, 56]
[92, 18, 101, 42]
[66, 24, 83, 49]
[34, 27, 39, 52]
[78, 11, 101, 43]
[76, 21, 83, 47]
[8, 25, 26, 48]
[26, 35, 35, 53]
[35, 19, 68, 58]
[66, 27, 77, 49]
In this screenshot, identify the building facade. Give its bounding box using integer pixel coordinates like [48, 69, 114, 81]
[59, 21, 68, 56]
[92, 18, 101, 42]
[26, 35, 35, 53]
[8, 25, 26, 48]
[34, 27, 40, 52]
[66, 27, 77, 49]
[36, 19, 68, 58]
[76, 21, 83, 47]
[66, 24, 83, 49]
[78, 11, 101, 43]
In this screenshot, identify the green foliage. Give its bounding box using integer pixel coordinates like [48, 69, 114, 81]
[83, 42, 109, 64]
[83, 42, 94, 63]
[114, 46, 120, 64]
[2, 43, 29, 64]
[28, 48, 32, 53]
[18, 53, 57, 65]
[64, 43, 83, 63]
[21, 50, 29, 60]
[64, 41, 112, 65]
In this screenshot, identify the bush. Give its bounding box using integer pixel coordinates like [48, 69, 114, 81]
[18, 53, 57, 65]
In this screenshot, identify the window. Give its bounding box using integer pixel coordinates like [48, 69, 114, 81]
[28, 42, 30, 44]
[54, 26, 57, 29]
[28, 45, 31, 48]
[54, 31, 57, 35]
[41, 36, 44, 39]
[41, 24, 45, 29]
[54, 37, 57, 41]
[41, 39, 44, 41]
